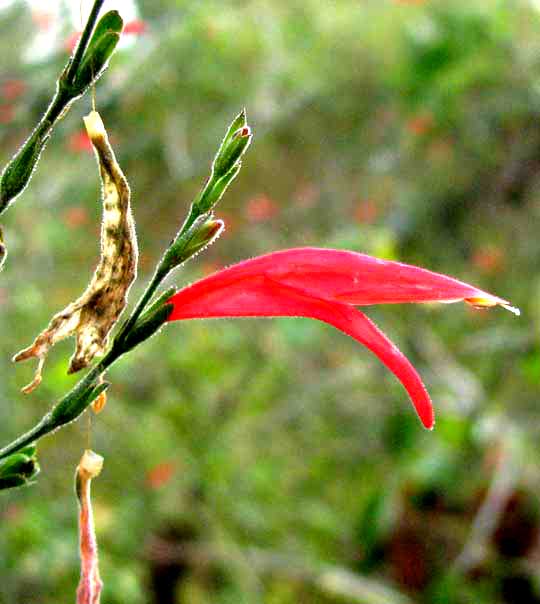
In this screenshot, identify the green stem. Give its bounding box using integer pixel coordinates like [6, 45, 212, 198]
[29, 87, 71, 148]
[0, 417, 53, 462]
[114, 267, 167, 344]
[0, 347, 119, 461]
[115, 204, 205, 343]
[65, 0, 106, 84]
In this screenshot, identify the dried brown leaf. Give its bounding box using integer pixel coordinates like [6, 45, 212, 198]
[13, 111, 138, 392]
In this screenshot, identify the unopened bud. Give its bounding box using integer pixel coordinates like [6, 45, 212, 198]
[213, 123, 252, 178]
[183, 218, 224, 258]
[161, 217, 224, 273]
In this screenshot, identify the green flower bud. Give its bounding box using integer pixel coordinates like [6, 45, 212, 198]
[161, 217, 224, 272]
[213, 120, 252, 178]
[216, 109, 247, 154]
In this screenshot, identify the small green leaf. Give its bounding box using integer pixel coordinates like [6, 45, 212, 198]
[0, 128, 50, 213]
[0, 447, 40, 491]
[17, 444, 37, 458]
[0, 475, 28, 490]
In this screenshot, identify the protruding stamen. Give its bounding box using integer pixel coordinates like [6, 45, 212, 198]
[465, 296, 519, 316]
[501, 303, 520, 316]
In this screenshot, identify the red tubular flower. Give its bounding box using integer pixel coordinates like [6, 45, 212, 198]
[167, 248, 518, 429]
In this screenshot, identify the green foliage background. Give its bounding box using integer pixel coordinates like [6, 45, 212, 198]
[0, 0, 539, 602]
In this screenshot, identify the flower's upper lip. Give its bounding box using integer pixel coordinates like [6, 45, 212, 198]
[177, 247, 514, 310]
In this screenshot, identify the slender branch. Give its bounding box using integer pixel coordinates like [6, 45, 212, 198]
[66, 0, 106, 84]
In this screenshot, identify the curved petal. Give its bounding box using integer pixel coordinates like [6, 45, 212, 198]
[168, 275, 434, 428]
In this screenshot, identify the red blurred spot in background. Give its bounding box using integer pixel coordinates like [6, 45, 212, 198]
[245, 194, 279, 223]
[354, 199, 379, 224]
[406, 113, 434, 136]
[472, 245, 505, 275]
[63, 207, 90, 229]
[31, 10, 54, 31]
[65, 31, 81, 53]
[68, 130, 93, 154]
[123, 20, 147, 35]
[0, 105, 14, 124]
[2, 79, 26, 101]
[145, 461, 175, 489]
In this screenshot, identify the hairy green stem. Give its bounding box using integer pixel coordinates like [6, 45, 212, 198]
[114, 265, 169, 345]
[0, 351, 117, 461]
[115, 205, 206, 343]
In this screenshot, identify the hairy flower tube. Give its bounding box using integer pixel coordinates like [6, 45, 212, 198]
[167, 247, 518, 429]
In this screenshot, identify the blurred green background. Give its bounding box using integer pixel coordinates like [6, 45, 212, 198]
[1, 0, 539, 602]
